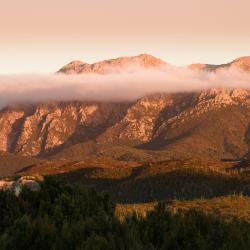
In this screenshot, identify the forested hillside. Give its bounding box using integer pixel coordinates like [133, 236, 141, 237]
[0, 176, 250, 250]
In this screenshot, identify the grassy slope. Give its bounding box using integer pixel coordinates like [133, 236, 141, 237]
[8, 157, 250, 222]
[57, 160, 249, 203]
[16, 158, 249, 202]
[116, 195, 250, 222]
[0, 152, 43, 177]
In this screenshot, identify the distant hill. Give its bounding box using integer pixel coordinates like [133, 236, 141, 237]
[189, 56, 250, 72]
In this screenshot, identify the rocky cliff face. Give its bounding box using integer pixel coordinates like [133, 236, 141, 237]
[0, 102, 130, 156]
[1, 55, 250, 160]
[1, 89, 250, 159]
[0, 176, 41, 196]
[97, 93, 198, 145]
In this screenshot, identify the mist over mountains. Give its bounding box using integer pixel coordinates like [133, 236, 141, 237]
[1, 54, 250, 175]
[0, 54, 250, 108]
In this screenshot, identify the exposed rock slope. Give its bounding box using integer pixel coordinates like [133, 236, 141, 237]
[1, 89, 250, 160]
[0, 102, 130, 156]
[1, 55, 250, 161]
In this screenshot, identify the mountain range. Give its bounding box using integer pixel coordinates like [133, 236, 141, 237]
[1, 54, 250, 176]
[58, 54, 166, 74]
[59, 54, 250, 74]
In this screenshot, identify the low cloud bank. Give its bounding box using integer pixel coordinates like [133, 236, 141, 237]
[0, 65, 250, 108]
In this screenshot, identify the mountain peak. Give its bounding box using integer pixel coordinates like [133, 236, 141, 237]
[58, 60, 87, 74]
[133, 53, 166, 66]
[67, 60, 85, 65]
[189, 56, 250, 73]
[230, 56, 250, 71]
[232, 56, 250, 63]
[134, 53, 162, 61]
[58, 54, 166, 74]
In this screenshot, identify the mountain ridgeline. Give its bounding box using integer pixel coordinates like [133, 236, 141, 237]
[1, 54, 250, 162]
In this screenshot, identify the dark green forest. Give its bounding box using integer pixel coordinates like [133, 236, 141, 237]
[0, 176, 250, 250]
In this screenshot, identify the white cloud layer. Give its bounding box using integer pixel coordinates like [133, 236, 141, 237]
[0, 65, 250, 108]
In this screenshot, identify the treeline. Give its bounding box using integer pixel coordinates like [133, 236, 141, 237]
[0, 176, 250, 250]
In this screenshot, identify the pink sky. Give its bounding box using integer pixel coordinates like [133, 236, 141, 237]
[1, 0, 250, 73]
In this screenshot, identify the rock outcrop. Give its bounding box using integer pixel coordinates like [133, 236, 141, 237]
[0, 176, 41, 196]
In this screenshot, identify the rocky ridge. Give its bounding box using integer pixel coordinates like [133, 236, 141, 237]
[0, 176, 41, 195]
[1, 55, 250, 160]
[0, 88, 250, 158]
[58, 54, 166, 74]
[189, 56, 250, 72]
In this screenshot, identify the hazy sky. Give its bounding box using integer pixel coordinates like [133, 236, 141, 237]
[1, 0, 250, 74]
